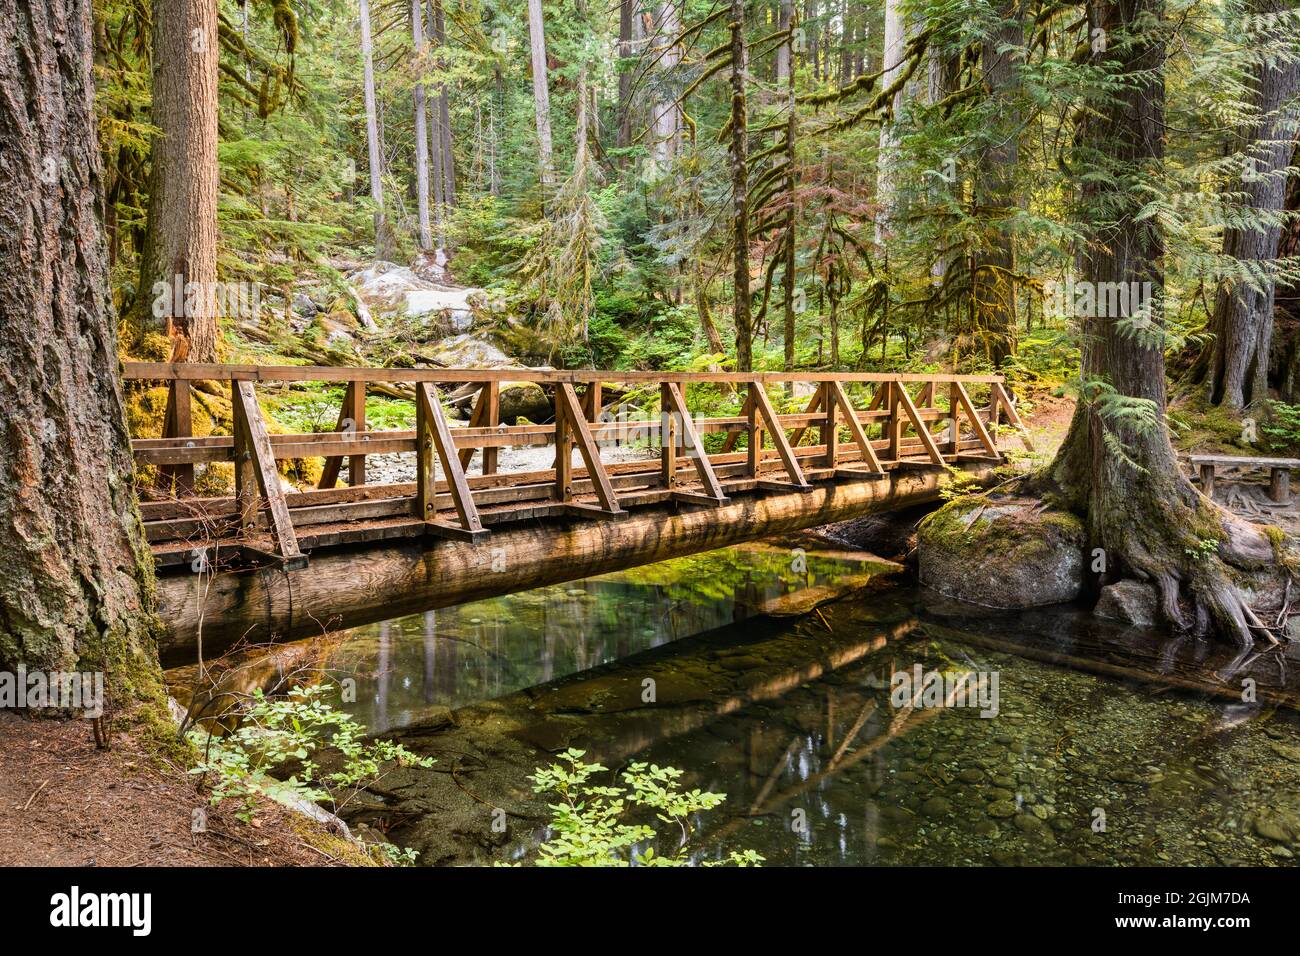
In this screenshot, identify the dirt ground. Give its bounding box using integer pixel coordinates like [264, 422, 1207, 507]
[1017, 390, 1076, 458]
[0, 709, 355, 867]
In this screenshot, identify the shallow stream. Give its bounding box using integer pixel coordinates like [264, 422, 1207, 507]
[168, 539, 1300, 866]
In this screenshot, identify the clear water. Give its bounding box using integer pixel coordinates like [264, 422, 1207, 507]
[168, 539, 1300, 866]
[328, 541, 895, 732]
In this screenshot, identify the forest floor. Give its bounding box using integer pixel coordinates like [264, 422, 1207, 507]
[0, 709, 367, 867]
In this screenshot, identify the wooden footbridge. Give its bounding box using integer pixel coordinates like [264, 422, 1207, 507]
[123, 363, 1030, 663]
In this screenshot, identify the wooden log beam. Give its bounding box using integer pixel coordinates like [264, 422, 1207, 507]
[154, 460, 998, 665]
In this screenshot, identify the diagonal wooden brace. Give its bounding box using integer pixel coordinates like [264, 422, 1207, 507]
[829, 381, 885, 473]
[894, 381, 946, 465]
[556, 383, 623, 514]
[990, 382, 1035, 451]
[232, 380, 305, 568]
[662, 381, 727, 501]
[750, 383, 809, 487]
[952, 382, 999, 457]
[319, 380, 366, 489]
[416, 382, 484, 536]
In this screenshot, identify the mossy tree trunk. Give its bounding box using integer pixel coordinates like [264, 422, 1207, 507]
[1189, 0, 1300, 410]
[970, 1, 1023, 368]
[1052, 0, 1273, 645]
[0, 0, 162, 693]
[729, 0, 753, 371]
[137, 0, 219, 362]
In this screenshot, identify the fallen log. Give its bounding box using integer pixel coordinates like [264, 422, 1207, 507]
[155, 462, 995, 666]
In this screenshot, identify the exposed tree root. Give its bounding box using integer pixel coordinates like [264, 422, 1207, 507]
[1047, 405, 1289, 648]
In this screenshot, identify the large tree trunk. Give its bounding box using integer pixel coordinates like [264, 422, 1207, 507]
[874, 0, 906, 247]
[779, 0, 798, 373]
[137, 0, 219, 363]
[434, 0, 455, 215]
[0, 0, 160, 691]
[651, 2, 683, 169]
[970, 2, 1024, 367]
[617, 0, 635, 160]
[1197, 0, 1300, 410]
[1052, 0, 1272, 645]
[360, 0, 390, 258]
[411, 0, 433, 251]
[527, 0, 555, 198]
[729, 0, 753, 371]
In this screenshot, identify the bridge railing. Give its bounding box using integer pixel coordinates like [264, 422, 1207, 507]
[121, 363, 1030, 570]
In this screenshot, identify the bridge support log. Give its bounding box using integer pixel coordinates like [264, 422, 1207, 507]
[154, 461, 996, 666]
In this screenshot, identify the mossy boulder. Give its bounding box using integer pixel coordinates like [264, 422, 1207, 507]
[498, 381, 552, 424]
[917, 496, 1086, 608]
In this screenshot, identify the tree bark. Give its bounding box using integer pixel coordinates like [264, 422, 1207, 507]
[780, 0, 798, 373]
[617, 0, 635, 159]
[1052, 0, 1272, 645]
[137, 0, 219, 362]
[652, 2, 683, 169]
[360, 0, 391, 258]
[874, 0, 906, 247]
[971, 2, 1024, 367]
[0, 0, 160, 690]
[527, 0, 555, 198]
[730, 0, 753, 371]
[411, 0, 433, 251]
[1199, 0, 1300, 410]
[434, 0, 455, 214]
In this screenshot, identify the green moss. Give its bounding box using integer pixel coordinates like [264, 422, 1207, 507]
[918, 494, 1085, 562]
[1168, 394, 1257, 455]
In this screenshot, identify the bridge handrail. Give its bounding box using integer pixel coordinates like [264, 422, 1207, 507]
[128, 362, 1028, 570]
[122, 361, 1006, 385]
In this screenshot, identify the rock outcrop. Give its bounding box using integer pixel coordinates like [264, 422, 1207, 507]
[917, 496, 1086, 608]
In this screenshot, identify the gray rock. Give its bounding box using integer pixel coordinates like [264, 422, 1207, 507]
[1252, 811, 1294, 844]
[497, 381, 554, 424]
[1094, 580, 1159, 627]
[917, 497, 1085, 608]
[921, 796, 952, 818]
[292, 293, 319, 316]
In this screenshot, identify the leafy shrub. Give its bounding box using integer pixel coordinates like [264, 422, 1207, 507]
[188, 685, 433, 862]
[518, 748, 763, 867]
[1261, 400, 1300, 455]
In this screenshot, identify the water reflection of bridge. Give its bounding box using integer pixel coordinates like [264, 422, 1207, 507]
[125, 363, 1028, 663]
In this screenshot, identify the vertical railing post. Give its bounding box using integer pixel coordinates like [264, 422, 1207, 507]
[822, 381, 838, 468]
[746, 382, 762, 478]
[347, 379, 366, 486]
[415, 381, 436, 520]
[886, 380, 902, 461]
[483, 380, 500, 475]
[231, 380, 258, 534]
[161, 379, 195, 496]
[947, 381, 961, 455]
[660, 381, 677, 488]
[554, 386, 572, 501]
